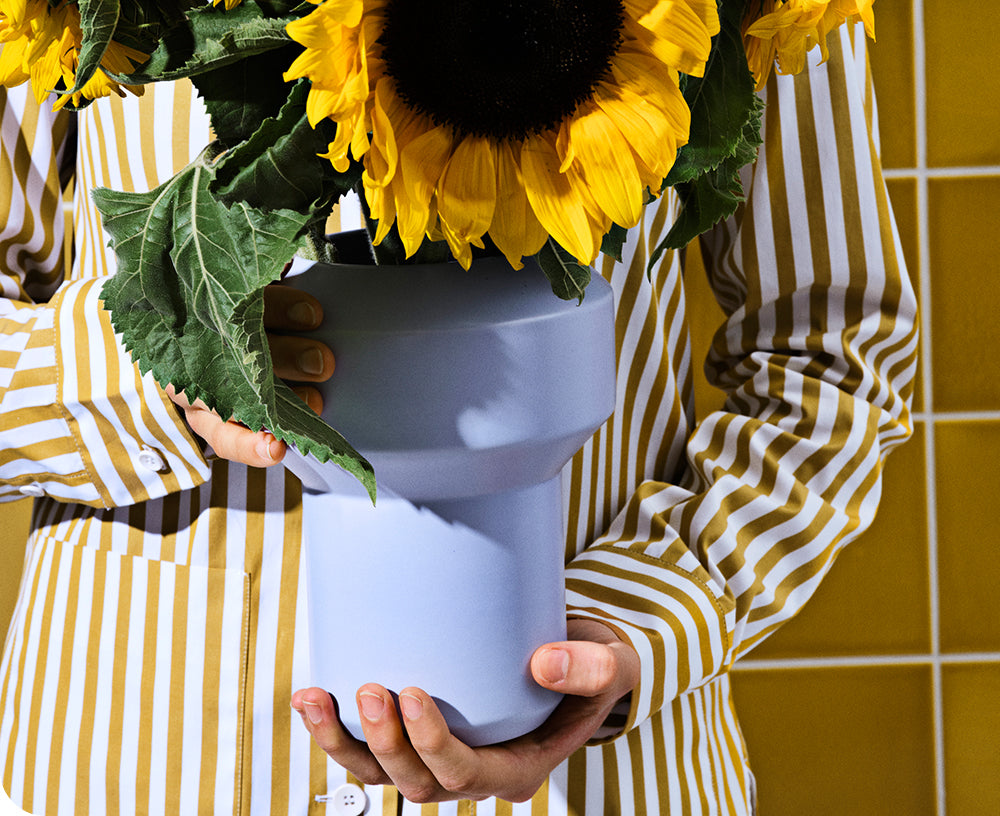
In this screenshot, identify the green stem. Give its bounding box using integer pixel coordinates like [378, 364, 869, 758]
[354, 183, 452, 265]
[299, 224, 339, 264]
[356, 183, 405, 265]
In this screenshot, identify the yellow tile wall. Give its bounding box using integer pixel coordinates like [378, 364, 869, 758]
[1, 3, 997, 815]
[722, 2, 1000, 814]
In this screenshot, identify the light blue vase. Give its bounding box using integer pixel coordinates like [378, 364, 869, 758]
[284, 235, 616, 746]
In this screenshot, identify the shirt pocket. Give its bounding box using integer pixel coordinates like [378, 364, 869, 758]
[0, 532, 250, 816]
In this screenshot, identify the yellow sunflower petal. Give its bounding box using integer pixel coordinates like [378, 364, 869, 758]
[303, 85, 338, 127]
[286, 0, 372, 128]
[593, 82, 679, 182]
[28, 36, 67, 103]
[1, 0, 31, 31]
[393, 123, 454, 257]
[319, 105, 367, 171]
[520, 131, 601, 264]
[285, 47, 339, 89]
[437, 219, 475, 270]
[488, 142, 548, 269]
[562, 146, 620, 238]
[364, 77, 428, 244]
[625, 0, 715, 76]
[0, 38, 30, 86]
[626, 0, 719, 35]
[363, 174, 396, 244]
[436, 134, 497, 253]
[611, 51, 689, 144]
[745, 0, 873, 87]
[288, 0, 363, 41]
[424, 197, 444, 244]
[365, 77, 400, 188]
[565, 102, 643, 228]
[854, 0, 876, 39]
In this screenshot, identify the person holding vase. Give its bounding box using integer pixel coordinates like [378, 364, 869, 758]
[1, 4, 915, 816]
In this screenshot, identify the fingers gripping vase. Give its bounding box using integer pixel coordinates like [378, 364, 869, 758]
[283, 234, 616, 746]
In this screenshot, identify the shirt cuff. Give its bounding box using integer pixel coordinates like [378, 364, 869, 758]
[565, 544, 733, 737]
[53, 277, 210, 508]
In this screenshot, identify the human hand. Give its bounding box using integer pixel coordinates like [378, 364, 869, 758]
[290, 619, 640, 803]
[166, 283, 335, 467]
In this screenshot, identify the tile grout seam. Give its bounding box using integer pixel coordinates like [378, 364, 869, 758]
[883, 166, 1000, 178]
[910, 3, 947, 813]
[735, 652, 1000, 671]
[913, 410, 1000, 423]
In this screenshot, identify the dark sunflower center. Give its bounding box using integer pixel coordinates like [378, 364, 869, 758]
[379, 0, 626, 140]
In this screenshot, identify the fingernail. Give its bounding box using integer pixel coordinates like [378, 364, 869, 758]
[399, 693, 422, 721]
[359, 691, 385, 722]
[255, 435, 276, 462]
[298, 347, 325, 376]
[539, 649, 569, 684]
[288, 300, 317, 327]
[302, 700, 324, 725]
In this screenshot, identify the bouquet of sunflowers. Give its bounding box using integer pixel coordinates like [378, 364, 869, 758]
[0, 0, 874, 496]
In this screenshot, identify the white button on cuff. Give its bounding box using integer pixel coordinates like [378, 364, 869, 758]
[18, 483, 46, 498]
[329, 783, 367, 815]
[137, 449, 168, 473]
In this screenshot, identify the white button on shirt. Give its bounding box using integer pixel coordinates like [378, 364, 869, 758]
[328, 783, 367, 815]
[18, 483, 45, 497]
[137, 448, 168, 473]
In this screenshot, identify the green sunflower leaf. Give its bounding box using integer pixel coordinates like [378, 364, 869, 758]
[210, 79, 358, 211]
[253, 0, 313, 15]
[600, 223, 629, 263]
[192, 42, 303, 147]
[656, 92, 764, 259]
[65, 0, 120, 97]
[91, 1, 192, 58]
[107, 0, 298, 85]
[537, 239, 591, 303]
[656, 0, 764, 258]
[94, 149, 376, 501]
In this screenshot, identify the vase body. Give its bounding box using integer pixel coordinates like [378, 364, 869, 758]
[284, 235, 616, 745]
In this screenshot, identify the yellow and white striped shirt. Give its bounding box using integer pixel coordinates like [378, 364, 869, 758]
[1, 26, 917, 815]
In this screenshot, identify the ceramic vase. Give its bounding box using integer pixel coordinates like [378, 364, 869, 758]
[283, 232, 616, 746]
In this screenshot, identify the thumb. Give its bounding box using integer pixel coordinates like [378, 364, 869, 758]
[530, 640, 631, 698]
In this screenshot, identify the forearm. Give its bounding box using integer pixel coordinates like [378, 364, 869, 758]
[1, 277, 211, 506]
[565, 23, 919, 735]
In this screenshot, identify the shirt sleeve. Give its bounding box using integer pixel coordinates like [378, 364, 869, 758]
[564, 25, 919, 735]
[1, 83, 210, 508]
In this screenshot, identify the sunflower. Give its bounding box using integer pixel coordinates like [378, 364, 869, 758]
[743, 0, 875, 90]
[0, 0, 145, 108]
[285, 0, 719, 269]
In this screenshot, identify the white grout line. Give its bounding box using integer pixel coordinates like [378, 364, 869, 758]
[734, 652, 1000, 672]
[913, 411, 1000, 423]
[883, 165, 1000, 178]
[910, 4, 947, 812]
[936, 653, 1000, 664]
